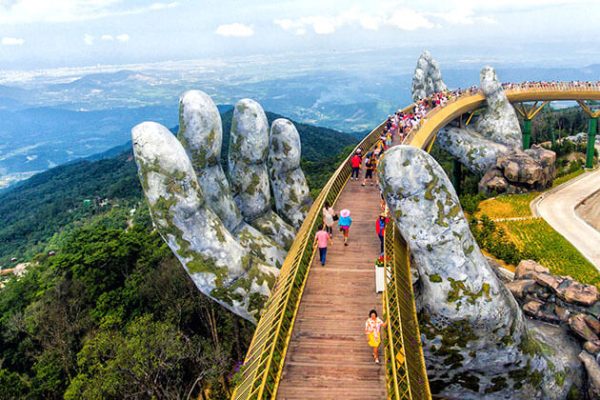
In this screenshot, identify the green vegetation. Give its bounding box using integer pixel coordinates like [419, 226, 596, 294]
[0, 207, 253, 399]
[501, 218, 600, 287]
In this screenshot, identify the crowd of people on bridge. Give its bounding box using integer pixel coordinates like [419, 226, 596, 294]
[502, 81, 600, 90]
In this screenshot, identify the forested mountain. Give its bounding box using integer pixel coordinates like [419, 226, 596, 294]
[0, 110, 358, 266]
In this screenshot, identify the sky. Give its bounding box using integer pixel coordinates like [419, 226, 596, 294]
[0, 0, 599, 70]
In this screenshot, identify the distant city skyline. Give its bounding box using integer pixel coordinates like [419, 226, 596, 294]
[0, 0, 599, 70]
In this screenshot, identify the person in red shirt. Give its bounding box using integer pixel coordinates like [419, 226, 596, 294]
[375, 214, 389, 255]
[350, 151, 362, 181]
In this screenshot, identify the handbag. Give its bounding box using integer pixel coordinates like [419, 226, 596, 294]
[333, 214, 339, 221]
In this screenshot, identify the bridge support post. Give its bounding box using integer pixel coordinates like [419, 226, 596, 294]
[452, 159, 462, 196]
[514, 101, 549, 150]
[522, 119, 532, 150]
[587, 117, 597, 168]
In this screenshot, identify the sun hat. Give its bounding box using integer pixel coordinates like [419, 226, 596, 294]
[340, 209, 350, 218]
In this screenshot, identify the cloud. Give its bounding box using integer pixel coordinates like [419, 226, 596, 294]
[83, 34, 94, 45]
[0, 0, 180, 24]
[84, 33, 129, 45]
[275, 7, 437, 35]
[215, 23, 254, 37]
[1, 37, 25, 45]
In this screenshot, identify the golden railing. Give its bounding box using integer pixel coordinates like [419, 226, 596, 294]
[231, 119, 386, 399]
[382, 224, 431, 400]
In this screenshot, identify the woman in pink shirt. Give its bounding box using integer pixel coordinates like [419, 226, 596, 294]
[314, 224, 332, 266]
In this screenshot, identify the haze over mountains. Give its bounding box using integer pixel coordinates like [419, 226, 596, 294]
[1, 49, 599, 189]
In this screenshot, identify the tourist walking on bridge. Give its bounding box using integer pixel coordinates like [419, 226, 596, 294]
[365, 309, 386, 364]
[314, 224, 332, 266]
[322, 201, 336, 238]
[375, 214, 389, 255]
[362, 152, 376, 187]
[338, 209, 352, 246]
[350, 151, 362, 181]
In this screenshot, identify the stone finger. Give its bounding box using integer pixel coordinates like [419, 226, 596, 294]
[228, 99, 295, 248]
[269, 118, 312, 228]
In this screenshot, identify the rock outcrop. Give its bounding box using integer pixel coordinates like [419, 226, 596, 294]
[379, 146, 578, 399]
[479, 145, 556, 194]
[411, 51, 447, 102]
[437, 65, 556, 195]
[506, 259, 600, 398]
[132, 91, 312, 322]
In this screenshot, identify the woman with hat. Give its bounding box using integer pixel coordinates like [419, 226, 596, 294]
[337, 208, 352, 246]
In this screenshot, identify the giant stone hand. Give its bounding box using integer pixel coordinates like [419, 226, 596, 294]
[379, 146, 581, 399]
[132, 91, 312, 323]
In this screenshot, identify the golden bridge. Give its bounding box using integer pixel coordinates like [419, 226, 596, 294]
[231, 83, 600, 399]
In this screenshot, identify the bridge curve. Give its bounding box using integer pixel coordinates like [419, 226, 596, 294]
[232, 83, 600, 400]
[408, 84, 600, 150]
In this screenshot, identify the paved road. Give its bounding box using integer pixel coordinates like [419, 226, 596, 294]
[534, 168, 600, 271]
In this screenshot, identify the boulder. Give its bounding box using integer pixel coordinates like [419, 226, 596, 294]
[534, 273, 562, 291]
[523, 299, 544, 317]
[557, 281, 599, 306]
[497, 151, 544, 185]
[579, 351, 600, 399]
[569, 314, 599, 342]
[506, 279, 537, 299]
[588, 302, 600, 319]
[526, 144, 556, 185]
[515, 260, 549, 280]
[584, 314, 600, 335]
[584, 340, 600, 355]
[478, 167, 509, 194]
[554, 305, 570, 322]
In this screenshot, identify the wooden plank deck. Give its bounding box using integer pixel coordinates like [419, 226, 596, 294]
[277, 174, 387, 400]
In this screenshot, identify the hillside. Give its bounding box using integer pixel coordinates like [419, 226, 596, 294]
[0, 112, 358, 266]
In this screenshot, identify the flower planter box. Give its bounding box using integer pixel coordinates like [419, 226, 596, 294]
[375, 264, 385, 293]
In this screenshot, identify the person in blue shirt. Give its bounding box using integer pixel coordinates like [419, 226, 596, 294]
[338, 209, 352, 246]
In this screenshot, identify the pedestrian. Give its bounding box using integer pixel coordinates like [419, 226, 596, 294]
[338, 208, 352, 246]
[314, 224, 332, 266]
[350, 152, 362, 181]
[365, 309, 386, 364]
[322, 201, 336, 237]
[362, 153, 375, 187]
[375, 214, 389, 255]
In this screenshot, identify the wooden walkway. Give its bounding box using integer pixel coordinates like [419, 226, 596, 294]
[277, 175, 386, 399]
